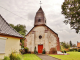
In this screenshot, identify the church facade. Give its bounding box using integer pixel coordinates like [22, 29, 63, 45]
[24, 7, 60, 54]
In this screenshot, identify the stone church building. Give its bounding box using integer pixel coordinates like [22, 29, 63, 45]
[24, 7, 60, 54]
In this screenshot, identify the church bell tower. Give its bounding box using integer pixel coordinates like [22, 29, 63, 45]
[34, 7, 46, 26]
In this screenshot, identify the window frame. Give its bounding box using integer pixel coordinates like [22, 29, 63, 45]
[0, 37, 7, 54]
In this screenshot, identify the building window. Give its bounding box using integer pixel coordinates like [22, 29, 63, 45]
[38, 19, 41, 22]
[0, 37, 6, 53]
[39, 35, 42, 39]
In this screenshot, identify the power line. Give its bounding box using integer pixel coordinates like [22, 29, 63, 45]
[0, 5, 27, 20]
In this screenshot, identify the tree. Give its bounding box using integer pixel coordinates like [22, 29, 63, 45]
[10, 24, 27, 36]
[72, 44, 77, 47]
[9, 24, 15, 28]
[62, 0, 80, 33]
[70, 40, 72, 47]
[61, 42, 70, 49]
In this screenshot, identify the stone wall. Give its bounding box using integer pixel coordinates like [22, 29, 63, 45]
[25, 25, 59, 53]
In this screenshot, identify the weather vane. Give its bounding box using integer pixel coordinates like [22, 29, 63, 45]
[40, 1, 42, 6]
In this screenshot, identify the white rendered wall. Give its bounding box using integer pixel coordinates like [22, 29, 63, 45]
[26, 26, 57, 53]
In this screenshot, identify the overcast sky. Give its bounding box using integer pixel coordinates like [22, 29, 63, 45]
[0, 0, 80, 45]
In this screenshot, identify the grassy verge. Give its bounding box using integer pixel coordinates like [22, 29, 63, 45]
[23, 54, 41, 60]
[49, 52, 80, 60]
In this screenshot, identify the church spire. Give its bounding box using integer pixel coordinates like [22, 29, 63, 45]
[34, 6, 46, 26]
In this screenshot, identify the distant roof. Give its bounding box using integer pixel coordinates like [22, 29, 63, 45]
[77, 42, 80, 47]
[0, 15, 24, 38]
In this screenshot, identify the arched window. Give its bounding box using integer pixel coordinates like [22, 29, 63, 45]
[38, 19, 41, 22]
[39, 35, 42, 39]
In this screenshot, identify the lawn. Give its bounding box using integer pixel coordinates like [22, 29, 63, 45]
[23, 54, 41, 60]
[49, 52, 80, 60]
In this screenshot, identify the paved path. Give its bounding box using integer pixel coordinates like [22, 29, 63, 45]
[37, 54, 61, 60]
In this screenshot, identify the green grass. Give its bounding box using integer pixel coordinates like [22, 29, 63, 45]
[49, 52, 80, 60]
[23, 54, 41, 60]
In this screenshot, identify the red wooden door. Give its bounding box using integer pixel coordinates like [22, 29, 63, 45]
[38, 45, 43, 53]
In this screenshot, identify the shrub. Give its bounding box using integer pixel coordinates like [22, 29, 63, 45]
[27, 51, 31, 54]
[62, 51, 64, 53]
[62, 51, 66, 53]
[78, 49, 80, 52]
[69, 48, 77, 51]
[19, 49, 25, 54]
[3, 56, 10, 60]
[34, 46, 38, 54]
[69, 49, 74, 51]
[50, 48, 57, 54]
[64, 51, 66, 53]
[24, 47, 28, 53]
[34, 46, 36, 54]
[69, 49, 72, 51]
[42, 49, 46, 54]
[9, 52, 22, 60]
[15, 54, 22, 60]
[73, 48, 77, 51]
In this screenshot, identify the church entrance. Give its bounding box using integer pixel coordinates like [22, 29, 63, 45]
[38, 45, 43, 53]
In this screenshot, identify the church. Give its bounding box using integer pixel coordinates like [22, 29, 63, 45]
[24, 6, 60, 54]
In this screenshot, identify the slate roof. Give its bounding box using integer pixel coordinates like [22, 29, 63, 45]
[0, 15, 24, 38]
[25, 25, 58, 36]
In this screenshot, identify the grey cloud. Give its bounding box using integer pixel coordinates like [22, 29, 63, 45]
[27, 12, 35, 20]
[26, 25, 33, 32]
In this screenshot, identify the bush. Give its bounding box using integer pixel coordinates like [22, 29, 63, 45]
[78, 49, 80, 52]
[24, 47, 28, 53]
[34, 46, 38, 54]
[73, 48, 77, 51]
[27, 51, 31, 54]
[9, 52, 22, 60]
[42, 49, 46, 54]
[62, 51, 64, 53]
[34, 51, 38, 54]
[69, 49, 74, 51]
[69, 48, 77, 51]
[64, 51, 66, 53]
[3, 56, 10, 60]
[19, 49, 25, 54]
[62, 51, 66, 53]
[50, 48, 57, 54]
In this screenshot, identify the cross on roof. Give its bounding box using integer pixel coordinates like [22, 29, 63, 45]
[40, 1, 42, 6]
